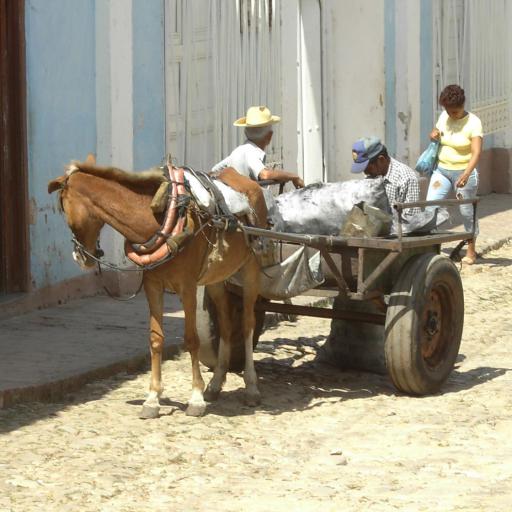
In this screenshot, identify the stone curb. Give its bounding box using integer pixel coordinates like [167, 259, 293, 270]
[0, 344, 181, 410]
[0, 297, 330, 410]
[478, 236, 512, 256]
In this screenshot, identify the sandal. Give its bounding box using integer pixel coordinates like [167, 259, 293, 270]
[461, 256, 476, 265]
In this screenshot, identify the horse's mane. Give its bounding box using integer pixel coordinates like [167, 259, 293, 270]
[72, 163, 166, 187]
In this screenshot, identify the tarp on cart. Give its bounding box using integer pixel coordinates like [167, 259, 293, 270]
[229, 245, 324, 300]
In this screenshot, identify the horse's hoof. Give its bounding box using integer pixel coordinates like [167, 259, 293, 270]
[186, 403, 206, 417]
[204, 387, 221, 402]
[139, 405, 160, 419]
[245, 392, 261, 407]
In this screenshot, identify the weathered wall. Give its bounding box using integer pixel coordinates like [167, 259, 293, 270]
[95, 0, 165, 272]
[281, 0, 387, 182]
[322, 0, 386, 181]
[26, 0, 97, 290]
[22, 0, 512, 298]
[25, 0, 165, 292]
[381, 0, 434, 167]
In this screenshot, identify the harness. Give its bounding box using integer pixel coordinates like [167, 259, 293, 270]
[123, 165, 188, 266]
[124, 163, 241, 266]
[184, 166, 239, 231]
[65, 160, 251, 299]
[66, 159, 244, 272]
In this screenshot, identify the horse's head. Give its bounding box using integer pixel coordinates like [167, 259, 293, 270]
[48, 154, 105, 269]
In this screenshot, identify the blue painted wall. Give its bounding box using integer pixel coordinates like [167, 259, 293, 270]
[25, 0, 167, 290]
[25, 0, 97, 289]
[132, 0, 166, 169]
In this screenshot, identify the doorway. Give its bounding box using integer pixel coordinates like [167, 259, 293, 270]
[0, 0, 29, 294]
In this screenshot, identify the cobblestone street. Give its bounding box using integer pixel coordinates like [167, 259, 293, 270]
[2, 244, 512, 511]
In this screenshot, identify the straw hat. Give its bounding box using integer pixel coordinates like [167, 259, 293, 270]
[233, 106, 281, 127]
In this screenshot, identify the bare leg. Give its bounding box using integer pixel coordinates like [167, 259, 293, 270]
[140, 276, 164, 419]
[204, 283, 233, 401]
[181, 285, 207, 417]
[241, 258, 261, 406]
[464, 238, 477, 263]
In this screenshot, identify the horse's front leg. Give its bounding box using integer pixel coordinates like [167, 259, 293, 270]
[140, 276, 165, 419]
[203, 283, 233, 402]
[242, 257, 261, 406]
[181, 285, 207, 417]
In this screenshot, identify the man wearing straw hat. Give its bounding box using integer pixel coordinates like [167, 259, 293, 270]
[212, 106, 304, 188]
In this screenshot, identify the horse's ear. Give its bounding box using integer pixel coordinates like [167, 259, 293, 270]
[48, 176, 66, 194]
[85, 153, 96, 165]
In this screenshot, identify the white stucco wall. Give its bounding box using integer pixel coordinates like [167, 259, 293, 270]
[280, 0, 387, 182]
[321, 0, 386, 181]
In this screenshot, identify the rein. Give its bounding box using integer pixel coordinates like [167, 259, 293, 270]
[71, 237, 175, 302]
[72, 237, 176, 272]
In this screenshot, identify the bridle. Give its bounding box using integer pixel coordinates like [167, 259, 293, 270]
[71, 236, 175, 273]
[60, 163, 183, 300]
[71, 237, 104, 264]
[71, 236, 179, 301]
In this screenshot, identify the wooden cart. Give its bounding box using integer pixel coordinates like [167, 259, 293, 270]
[198, 198, 477, 396]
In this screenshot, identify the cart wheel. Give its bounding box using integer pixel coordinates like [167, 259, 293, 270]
[385, 253, 463, 395]
[196, 286, 265, 372]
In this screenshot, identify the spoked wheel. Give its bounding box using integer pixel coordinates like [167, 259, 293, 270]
[385, 254, 464, 395]
[196, 285, 266, 372]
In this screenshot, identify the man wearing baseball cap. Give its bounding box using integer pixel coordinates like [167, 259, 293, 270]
[351, 136, 420, 219]
[212, 106, 304, 188]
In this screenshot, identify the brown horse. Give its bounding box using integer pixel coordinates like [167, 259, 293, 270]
[48, 155, 263, 418]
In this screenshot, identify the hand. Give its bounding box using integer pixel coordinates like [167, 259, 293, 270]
[430, 128, 441, 141]
[456, 172, 471, 188]
[292, 176, 305, 189]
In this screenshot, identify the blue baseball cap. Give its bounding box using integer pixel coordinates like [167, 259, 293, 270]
[351, 137, 385, 173]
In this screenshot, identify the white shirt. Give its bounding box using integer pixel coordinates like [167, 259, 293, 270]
[211, 140, 266, 180]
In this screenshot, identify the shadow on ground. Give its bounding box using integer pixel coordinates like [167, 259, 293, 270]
[475, 256, 512, 267]
[0, 353, 181, 434]
[1, 334, 510, 430]
[443, 366, 512, 394]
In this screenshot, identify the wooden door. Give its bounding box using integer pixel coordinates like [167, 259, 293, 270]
[0, 0, 29, 294]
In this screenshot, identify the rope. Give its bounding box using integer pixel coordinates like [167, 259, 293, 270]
[72, 238, 175, 272]
[96, 260, 145, 302]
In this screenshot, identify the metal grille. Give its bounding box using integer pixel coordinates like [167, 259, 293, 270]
[164, 0, 282, 170]
[433, 0, 510, 134]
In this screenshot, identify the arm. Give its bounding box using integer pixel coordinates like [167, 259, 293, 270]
[430, 112, 444, 141]
[258, 168, 304, 188]
[455, 136, 482, 188]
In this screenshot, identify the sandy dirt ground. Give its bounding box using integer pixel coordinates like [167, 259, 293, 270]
[1, 244, 512, 512]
